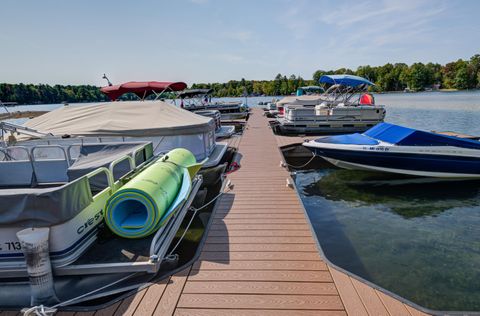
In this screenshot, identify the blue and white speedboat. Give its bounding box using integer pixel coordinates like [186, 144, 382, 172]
[303, 123, 480, 178]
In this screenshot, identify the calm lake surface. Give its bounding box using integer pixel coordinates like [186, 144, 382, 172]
[3, 91, 480, 311]
[285, 91, 480, 312]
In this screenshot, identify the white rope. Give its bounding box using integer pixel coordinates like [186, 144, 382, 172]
[281, 154, 317, 169]
[21, 305, 56, 316]
[22, 272, 138, 315]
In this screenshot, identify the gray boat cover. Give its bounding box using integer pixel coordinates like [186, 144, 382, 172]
[67, 142, 152, 190]
[20, 100, 215, 140]
[0, 142, 152, 227]
[0, 177, 92, 227]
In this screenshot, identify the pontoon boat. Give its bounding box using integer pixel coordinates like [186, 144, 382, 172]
[0, 142, 205, 308]
[273, 75, 386, 135]
[178, 89, 249, 121]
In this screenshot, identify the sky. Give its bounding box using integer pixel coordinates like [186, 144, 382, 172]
[1, 0, 479, 86]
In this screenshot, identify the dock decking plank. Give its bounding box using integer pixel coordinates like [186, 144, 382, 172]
[187, 269, 333, 282]
[351, 277, 390, 316]
[202, 243, 319, 252]
[177, 293, 344, 310]
[205, 236, 315, 244]
[376, 290, 412, 316]
[182, 281, 338, 295]
[175, 308, 347, 316]
[199, 251, 321, 261]
[192, 260, 327, 271]
[329, 267, 369, 316]
[132, 279, 169, 316]
[209, 223, 310, 230]
[207, 229, 312, 237]
[113, 288, 148, 316]
[153, 268, 190, 316]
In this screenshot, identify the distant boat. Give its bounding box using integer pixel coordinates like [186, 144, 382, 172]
[178, 89, 250, 121]
[273, 75, 385, 135]
[303, 122, 480, 178]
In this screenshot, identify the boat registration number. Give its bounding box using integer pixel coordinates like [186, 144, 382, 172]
[0, 241, 22, 251]
[362, 146, 389, 151]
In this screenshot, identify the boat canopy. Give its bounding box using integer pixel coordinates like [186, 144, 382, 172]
[178, 89, 213, 99]
[365, 123, 480, 149]
[296, 86, 324, 96]
[21, 100, 215, 139]
[319, 75, 374, 87]
[101, 81, 187, 101]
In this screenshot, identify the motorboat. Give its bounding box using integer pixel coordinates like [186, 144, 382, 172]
[2, 99, 227, 169]
[303, 122, 480, 178]
[0, 141, 207, 308]
[272, 75, 386, 135]
[178, 89, 250, 121]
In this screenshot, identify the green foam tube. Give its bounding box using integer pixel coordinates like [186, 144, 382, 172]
[104, 148, 202, 238]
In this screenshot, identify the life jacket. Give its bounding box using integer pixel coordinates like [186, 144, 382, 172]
[359, 93, 375, 105]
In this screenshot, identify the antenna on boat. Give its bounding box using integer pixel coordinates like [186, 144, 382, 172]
[102, 74, 113, 86]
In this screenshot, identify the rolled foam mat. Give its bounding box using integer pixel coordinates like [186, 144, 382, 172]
[104, 148, 199, 238]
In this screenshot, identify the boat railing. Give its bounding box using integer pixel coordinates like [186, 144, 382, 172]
[55, 174, 203, 276]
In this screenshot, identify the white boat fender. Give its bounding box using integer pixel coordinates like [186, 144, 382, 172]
[16, 228, 59, 306]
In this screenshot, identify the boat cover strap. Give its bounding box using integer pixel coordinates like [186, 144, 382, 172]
[0, 177, 93, 227]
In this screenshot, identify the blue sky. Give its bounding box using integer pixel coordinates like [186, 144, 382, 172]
[1, 0, 479, 86]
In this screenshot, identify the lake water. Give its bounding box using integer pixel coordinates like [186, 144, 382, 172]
[3, 91, 480, 311]
[283, 90, 480, 312]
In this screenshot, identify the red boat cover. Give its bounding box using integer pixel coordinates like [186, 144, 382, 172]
[101, 81, 187, 101]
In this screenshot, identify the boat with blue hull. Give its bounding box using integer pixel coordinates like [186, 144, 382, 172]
[303, 123, 480, 178]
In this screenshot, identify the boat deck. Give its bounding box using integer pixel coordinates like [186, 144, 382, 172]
[1, 109, 429, 316]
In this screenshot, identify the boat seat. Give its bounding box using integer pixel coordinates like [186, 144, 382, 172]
[0, 176, 93, 227]
[67, 142, 152, 191]
[0, 160, 36, 187]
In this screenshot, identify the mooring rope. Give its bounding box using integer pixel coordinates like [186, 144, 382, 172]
[281, 153, 317, 169]
[22, 272, 139, 316]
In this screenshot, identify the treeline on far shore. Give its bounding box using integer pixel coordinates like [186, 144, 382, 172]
[0, 84, 109, 105]
[193, 54, 480, 97]
[1, 54, 479, 104]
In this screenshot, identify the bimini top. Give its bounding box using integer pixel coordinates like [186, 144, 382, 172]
[319, 75, 374, 87]
[101, 81, 187, 101]
[178, 89, 213, 99]
[315, 123, 480, 149]
[21, 100, 214, 139]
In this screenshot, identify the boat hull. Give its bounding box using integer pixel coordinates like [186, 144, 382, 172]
[274, 121, 377, 135]
[306, 146, 480, 178]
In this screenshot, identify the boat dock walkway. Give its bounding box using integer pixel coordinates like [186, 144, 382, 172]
[1, 109, 429, 316]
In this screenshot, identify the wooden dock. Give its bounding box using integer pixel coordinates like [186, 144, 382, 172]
[1, 109, 430, 315]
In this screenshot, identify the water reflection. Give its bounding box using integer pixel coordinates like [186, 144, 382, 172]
[295, 168, 480, 312]
[303, 169, 480, 218]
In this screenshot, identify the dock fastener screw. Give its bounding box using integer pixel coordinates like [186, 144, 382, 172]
[286, 178, 294, 188]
